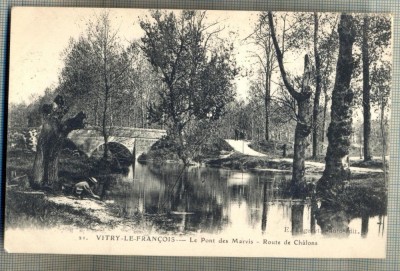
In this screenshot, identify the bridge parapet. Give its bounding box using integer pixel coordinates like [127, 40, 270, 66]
[68, 127, 167, 157]
[70, 127, 167, 139]
[9, 126, 167, 158]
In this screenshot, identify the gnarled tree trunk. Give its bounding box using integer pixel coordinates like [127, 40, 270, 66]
[291, 56, 313, 197]
[317, 14, 356, 200]
[31, 95, 86, 190]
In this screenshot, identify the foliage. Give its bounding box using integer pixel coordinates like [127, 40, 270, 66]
[140, 10, 238, 164]
[351, 15, 391, 110]
[139, 134, 233, 164]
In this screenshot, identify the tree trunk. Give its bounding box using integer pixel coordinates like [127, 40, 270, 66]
[265, 86, 270, 141]
[102, 42, 110, 159]
[268, 12, 312, 198]
[31, 136, 45, 189]
[291, 55, 313, 197]
[317, 14, 356, 199]
[380, 97, 388, 188]
[291, 121, 310, 196]
[102, 89, 109, 159]
[31, 96, 85, 190]
[362, 16, 372, 161]
[312, 13, 322, 159]
[174, 124, 189, 166]
[264, 47, 272, 141]
[321, 84, 329, 143]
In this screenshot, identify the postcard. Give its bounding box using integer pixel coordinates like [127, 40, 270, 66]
[4, 7, 391, 257]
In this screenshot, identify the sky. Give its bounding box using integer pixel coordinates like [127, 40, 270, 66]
[9, 7, 272, 105]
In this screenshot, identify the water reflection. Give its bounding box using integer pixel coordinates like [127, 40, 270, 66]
[291, 204, 304, 236]
[316, 204, 351, 237]
[102, 163, 387, 240]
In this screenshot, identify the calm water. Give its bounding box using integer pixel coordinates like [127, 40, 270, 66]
[98, 163, 387, 241]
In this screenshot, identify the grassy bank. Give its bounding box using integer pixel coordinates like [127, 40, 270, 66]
[6, 149, 131, 185]
[207, 152, 291, 171]
[138, 135, 233, 164]
[5, 186, 173, 231]
[5, 140, 386, 231]
[5, 188, 114, 230]
[205, 151, 385, 180]
[5, 149, 132, 230]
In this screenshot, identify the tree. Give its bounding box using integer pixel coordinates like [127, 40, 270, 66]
[140, 10, 237, 165]
[318, 15, 339, 144]
[362, 16, 372, 161]
[371, 61, 391, 187]
[317, 14, 356, 199]
[312, 13, 322, 159]
[268, 12, 313, 197]
[359, 15, 391, 161]
[247, 13, 278, 141]
[60, 11, 137, 159]
[31, 95, 85, 190]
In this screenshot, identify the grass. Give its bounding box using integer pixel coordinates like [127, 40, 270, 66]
[206, 152, 292, 171]
[350, 159, 386, 169]
[5, 188, 103, 229]
[138, 135, 234, 164]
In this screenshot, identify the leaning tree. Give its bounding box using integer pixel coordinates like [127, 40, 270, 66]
[31, 95, 85, 190]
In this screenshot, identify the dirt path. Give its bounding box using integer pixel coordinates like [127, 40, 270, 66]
[270, 157, 383, 173]
[225, 139, 383, 173]
[225, 139, 266, 157]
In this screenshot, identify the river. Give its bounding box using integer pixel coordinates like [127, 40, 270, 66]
[97, 162, 387, 242]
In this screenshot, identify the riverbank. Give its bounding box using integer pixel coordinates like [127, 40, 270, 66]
[5, 150, 137, 231]
[139, 137, 386, 178]
[205, 152, 385, 176]
[5, 185, 180, 232]
[5, 141, 387, 231]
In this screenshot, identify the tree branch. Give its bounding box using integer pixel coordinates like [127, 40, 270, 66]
[62, 112, 86, 135]
[267, 12, 303, 101]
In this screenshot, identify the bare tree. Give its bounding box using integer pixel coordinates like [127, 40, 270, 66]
[247, 13, 279, 141]
[60, 11, 137, 159]
[268, 12, 313, 197]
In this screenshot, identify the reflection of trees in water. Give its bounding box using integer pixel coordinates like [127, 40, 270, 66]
[361, 214, 369, 237]
[169, 175, 227, 233]
[316, 182, 387, 237]
[143, 164, 229, 233]
[283, 179, 388, 238]
[261, 181, 268, 234]
[101, 162, 387, 237]
[310, 194, 318, 234]
[291, 204, 305, 235]
[316, 205, 351, 237]
[236, 172, 290, 230]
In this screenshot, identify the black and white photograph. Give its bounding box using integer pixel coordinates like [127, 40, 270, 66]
[4, 7, 391, 257]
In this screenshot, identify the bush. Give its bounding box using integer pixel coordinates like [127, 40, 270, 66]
[143, 135, 181, 163]
[141, 135, 234, 164]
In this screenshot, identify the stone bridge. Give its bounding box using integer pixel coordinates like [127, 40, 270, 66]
[67, 127, 166, 157]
